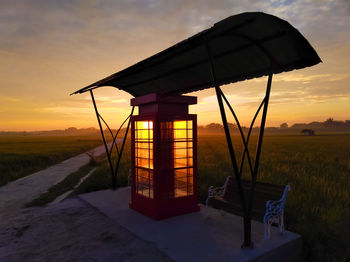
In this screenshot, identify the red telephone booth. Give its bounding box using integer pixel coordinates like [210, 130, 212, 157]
[129, 93, 200, 220]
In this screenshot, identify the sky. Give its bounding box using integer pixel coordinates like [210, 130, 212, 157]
[0, 0, 349, 131]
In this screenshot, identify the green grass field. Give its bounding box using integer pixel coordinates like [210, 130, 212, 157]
[75, 132, 350, 261]
[197, 133, 350, 261]
[0, 135, 102, 186]
[1, 132, 349, 261]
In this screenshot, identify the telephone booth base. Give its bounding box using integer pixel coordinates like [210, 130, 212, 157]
[129, 198, 200, 220]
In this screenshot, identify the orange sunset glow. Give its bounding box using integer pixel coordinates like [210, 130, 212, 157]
[1, 0, 349, 131]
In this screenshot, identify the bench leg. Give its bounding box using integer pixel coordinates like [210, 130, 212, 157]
[205, 196, 211, 206]
[279, 213, 284, 234]
[264, 219, 271, 240]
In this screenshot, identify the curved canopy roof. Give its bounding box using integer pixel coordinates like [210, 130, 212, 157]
[73, 12, 321, 97]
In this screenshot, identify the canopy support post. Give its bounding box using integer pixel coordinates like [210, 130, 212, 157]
[218, 80, 272, 247]
[248, 73, 273, 225]
[90, 90, 116, 189]
[205, 41, 251, 247]
[206, 39, 274, 248]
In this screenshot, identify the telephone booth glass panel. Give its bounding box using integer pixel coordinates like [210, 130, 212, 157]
[160, 120, 194, 198]
[135, 120, 154, 199]
[173, 120, 194, 198]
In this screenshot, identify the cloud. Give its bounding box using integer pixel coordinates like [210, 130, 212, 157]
[0, 0, 349, 129]
[274, 73, 349, 83]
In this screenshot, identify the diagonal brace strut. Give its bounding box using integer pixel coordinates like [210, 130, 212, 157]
[90, 90, 134, 189]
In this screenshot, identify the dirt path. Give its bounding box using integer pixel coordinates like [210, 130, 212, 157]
[0, 198, 173, 262]
[0, 144, 107, 222]
[0, 143, 172, 261]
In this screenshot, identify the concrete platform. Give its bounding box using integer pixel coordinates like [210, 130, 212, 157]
[79, 187, 301, 262]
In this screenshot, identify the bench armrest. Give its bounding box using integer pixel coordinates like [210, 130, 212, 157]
[265, 185, 291, 216]
[265, 200, 284, 216]
[206, 186, 225, 206]
[208, 186, 225, 198]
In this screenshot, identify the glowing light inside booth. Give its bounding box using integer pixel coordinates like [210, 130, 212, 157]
[135, 120, 153, 198]
[161, 120, 194, 198]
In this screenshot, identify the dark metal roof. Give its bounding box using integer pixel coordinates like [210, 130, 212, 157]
[72, 12, 321, 97]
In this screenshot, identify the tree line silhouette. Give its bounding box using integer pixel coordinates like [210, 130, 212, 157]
[198, 118, 350, 133]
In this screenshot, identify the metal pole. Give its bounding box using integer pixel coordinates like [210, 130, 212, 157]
[247, 73, 273, 229]
[253, 74, 272, 176]
[114, 106, 134, 187]
[90, 90, 116, 189]
[205, 41, 251, 247]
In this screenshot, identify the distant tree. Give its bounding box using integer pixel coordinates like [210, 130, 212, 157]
[324, 118, 334, 127]
[65, 127, 78, 133]
[206, 123, 223, 130]
[345, 120, 350, 127]
[280, 123, 288, 129]
[228, 122, 237, 131]
[301, 129, 315, 136]
[324, 118, 347, 129]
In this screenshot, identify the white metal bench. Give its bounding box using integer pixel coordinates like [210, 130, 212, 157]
[206, 176, 291, 240]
